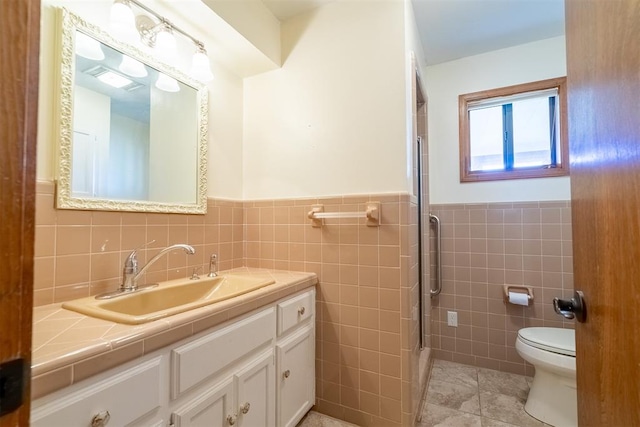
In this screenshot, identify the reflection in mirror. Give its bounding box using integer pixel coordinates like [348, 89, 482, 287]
[56, 8, 208, 214]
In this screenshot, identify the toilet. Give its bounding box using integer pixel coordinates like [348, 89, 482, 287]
[516, 327, 577, 427]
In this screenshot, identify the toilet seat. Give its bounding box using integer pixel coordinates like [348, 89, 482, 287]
[517, 327, 575, 357]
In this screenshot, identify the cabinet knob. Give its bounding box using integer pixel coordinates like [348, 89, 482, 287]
[227, 414, 237, 425]
[240, 402, 251, 414]
[283, 369, 291, 379]
[91, 410, 111, 427]
[298, 306, 306, 315]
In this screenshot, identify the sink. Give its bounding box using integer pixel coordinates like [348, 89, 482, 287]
[61, 275, 275, 324]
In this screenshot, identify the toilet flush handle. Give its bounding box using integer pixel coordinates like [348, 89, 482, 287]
[553, 290, 586, 323]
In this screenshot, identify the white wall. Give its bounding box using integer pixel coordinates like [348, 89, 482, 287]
[202, 0, 281, 68]
[109, 114, 149, 200]
[149, 85, 197, 203]
[426, 36, 571, 204]
[72, 85, 110, 197]
[242, 0, 409, 200]
[37, 0, 245, 199]
[404, 0, 428, 197]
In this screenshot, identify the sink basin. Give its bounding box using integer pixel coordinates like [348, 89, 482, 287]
[62, 275, 275, 324]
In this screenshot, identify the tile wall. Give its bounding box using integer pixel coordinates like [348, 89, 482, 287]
[243, 194, 424, 426]
[33, 182, 244, 306]
[428, 201, 574, 376]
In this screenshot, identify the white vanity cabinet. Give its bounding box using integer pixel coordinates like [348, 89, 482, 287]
[171, 349, 274, 427]
[170, 307, 277, 427]
[31, 357, 165, 427]
[31, 288, 315, 427]
[276, 290, 316, 427]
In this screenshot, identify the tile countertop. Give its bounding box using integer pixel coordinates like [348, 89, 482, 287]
[31, 268, 318, 400]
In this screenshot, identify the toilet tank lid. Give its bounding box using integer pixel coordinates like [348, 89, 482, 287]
[518, 327, 575, 356]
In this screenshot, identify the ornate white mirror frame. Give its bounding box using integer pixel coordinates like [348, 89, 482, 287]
[55, 8, 208, 214]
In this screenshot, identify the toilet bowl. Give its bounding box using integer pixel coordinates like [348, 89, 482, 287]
[516, 327, 577, 427]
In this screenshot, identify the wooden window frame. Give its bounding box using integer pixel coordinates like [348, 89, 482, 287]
[459, 77, 569, 182]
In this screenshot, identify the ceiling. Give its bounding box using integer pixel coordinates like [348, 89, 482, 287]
[261, 0, 565, 66]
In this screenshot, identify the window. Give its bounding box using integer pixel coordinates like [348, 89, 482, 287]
[459, 77, 568, 182]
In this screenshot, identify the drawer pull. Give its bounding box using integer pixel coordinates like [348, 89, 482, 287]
[298, 306, 306, 315]
[227, 414, 237, 425]
[283, 369, 291, 379]
[91, 410, 111, 427]
[240, 402, 251, 414]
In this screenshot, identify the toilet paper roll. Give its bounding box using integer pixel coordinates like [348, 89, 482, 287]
[508, 291, 530, 306]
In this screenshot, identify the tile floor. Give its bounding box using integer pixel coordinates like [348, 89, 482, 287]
[298, 359, 548, 427]
[417, 359, 548, 427]
[297, 410, 358, 427]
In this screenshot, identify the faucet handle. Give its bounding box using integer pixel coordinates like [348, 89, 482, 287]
[191, 266, 202, 280]
[125, 240, 157, 265]
[208, 254, 218, 277]
[123, 240, 157, 278]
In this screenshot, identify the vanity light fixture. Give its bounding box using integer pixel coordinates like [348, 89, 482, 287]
[190, 43, 214, 82]
[75, 31, 105, 60]
[109, 0, 138, 44]
[151, 22, 178, 63]
[155, 73, 180, 93]
[109, 0, 214, 82]
[118, 55, 147, 78]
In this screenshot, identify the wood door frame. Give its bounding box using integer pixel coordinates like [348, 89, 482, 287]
[0, 0, 40, 425]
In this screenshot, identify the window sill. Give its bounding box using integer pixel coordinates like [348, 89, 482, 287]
[460, 166, 569, 182]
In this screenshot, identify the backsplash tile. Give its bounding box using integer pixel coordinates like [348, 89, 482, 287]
[33, 181, 244, 305]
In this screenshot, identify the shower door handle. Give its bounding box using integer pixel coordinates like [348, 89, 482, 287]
[553, 290, 586, 322]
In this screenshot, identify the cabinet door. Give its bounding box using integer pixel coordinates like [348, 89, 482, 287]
[235, 349, 275, 427]
[276, 324, 315, 427]
[170, 377, 234, 427]
[31, 357, 162, 427]
[172, 307, 275, 399]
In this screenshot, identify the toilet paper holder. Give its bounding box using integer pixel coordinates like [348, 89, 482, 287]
[503, 285, 534, 305]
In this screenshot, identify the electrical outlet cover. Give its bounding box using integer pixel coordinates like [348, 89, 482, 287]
[447, 311, 458, 327]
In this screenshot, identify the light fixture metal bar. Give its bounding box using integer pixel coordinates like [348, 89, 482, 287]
[127, 0, 205, 49]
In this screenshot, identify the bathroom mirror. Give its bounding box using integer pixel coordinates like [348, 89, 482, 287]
[55, 8, 208, 214]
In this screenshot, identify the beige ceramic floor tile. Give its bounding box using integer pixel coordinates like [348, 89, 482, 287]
[419, 403, 483, 427]
[422, 360, 550, 427]
[430, 359, 478, 389]
[481, 417, 520, 427]
[427, 379, 481, 415]
[296, 411, 358, 427]
[479, 391, 544, 427]
[477, 368, 530, 403]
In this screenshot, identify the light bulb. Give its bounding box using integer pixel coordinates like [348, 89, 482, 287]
[119, 55, 147, 78]
[110, 0, 138, 44]
[155, 27, 177, 62]
[75, 31, 104, 60]
[155, 73, 180, 92]
[190, 49, 214, 82]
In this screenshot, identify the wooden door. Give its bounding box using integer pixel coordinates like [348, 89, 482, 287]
[566, 1, 640, 425]
[0, 0, 40, 425]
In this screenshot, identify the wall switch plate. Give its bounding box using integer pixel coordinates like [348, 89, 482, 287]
[447, 311, 458, 327]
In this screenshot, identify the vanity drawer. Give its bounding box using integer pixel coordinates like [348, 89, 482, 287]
[277, 289, 315, 337]
[171, 306, 276, 399]
[31, 357, 162, 427]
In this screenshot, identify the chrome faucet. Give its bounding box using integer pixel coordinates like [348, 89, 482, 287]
[125, 243, 196, 290]
[96, 243, 196, 299]
[207, 254, 218, 277]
